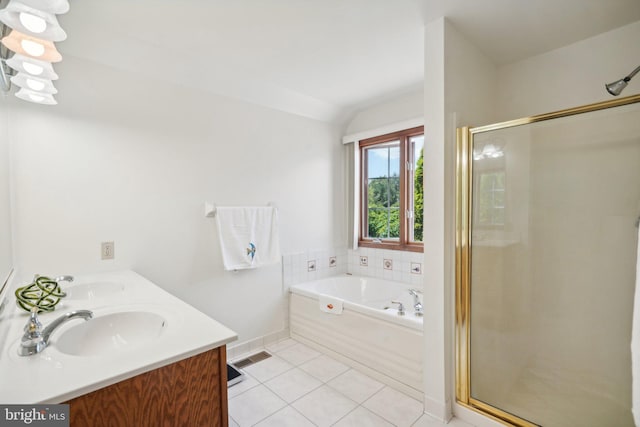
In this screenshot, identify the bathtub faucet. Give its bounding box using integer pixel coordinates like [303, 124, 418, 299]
[408, 289, 423, 317]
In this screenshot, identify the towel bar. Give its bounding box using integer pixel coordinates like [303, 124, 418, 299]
[204, 202, 276, 218]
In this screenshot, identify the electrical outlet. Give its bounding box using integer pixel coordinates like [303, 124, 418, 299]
[101, 241, 114, 260]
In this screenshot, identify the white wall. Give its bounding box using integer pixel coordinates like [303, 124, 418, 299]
[0, 94, 12, 289]
[496, 20, 640, 121]
[345, 89, 424, 135]
[9, 56, 345, 343]
[423, 17, 499, 423]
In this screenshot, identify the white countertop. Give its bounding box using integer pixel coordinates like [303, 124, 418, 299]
[0, 270, 237, 403]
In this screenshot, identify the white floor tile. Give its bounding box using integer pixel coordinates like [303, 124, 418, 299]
[254, 405, 316, 427]
[363, 386, 423, 427]
[265, 338, 298, 353]
[412, 414, 475, 426]
[334, 406, 394, 427]
[328, 369, 384, 403]
[227, 371, 260, 399]
[242, 355, 294, 382]
[275, 343, 321, 366]
[228, 416, 239, 427]
[228, 385, 287, 426]
[292, 385, 358, 427]
[411, 414, 444, 426]
[264, 367, 322, 403]
[299, 354, 350, 382]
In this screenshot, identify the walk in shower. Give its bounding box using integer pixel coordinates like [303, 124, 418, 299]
[456, 95, 640, 426]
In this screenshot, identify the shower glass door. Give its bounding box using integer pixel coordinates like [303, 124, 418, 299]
[456, 96, 640, 427]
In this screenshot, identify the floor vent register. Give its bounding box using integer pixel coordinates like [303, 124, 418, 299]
[227, 351, 272, 387]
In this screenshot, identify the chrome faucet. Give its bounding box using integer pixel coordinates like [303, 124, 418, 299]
[19, 307, 93, 356]
[408, 289, 423, 317]
[390, 301, 405, 316]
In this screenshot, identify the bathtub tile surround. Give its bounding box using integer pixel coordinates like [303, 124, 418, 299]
[282, 247, 348, 288]
[348, 248, 424, 286]
[283, 246, 424, 289]
[228, 338, 452, 427]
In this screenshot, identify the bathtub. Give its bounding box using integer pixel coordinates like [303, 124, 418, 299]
[289, 274, 424, 397]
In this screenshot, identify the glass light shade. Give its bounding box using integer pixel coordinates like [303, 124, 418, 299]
[0, 1, 67, 41]
[11, 72, 58, 94]
[1, 30, 62, 62]
[15, 87, 57, 105]
[14, 0, 69, 14]
[6, 53, 58, 79]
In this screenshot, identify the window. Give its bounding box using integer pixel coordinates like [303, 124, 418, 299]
[359, 126, 424, 252]
[475, 170, 506, 227]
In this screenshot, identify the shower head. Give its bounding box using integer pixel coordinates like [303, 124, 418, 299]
[606, 65, 640, 96]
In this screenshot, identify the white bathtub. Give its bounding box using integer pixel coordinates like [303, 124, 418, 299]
[289, 274, 424, 397]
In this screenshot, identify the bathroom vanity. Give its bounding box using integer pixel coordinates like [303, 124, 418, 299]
[65, 346, 227, 426]
[0, 270, 237, 427]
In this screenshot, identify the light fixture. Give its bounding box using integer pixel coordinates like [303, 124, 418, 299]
[473, 143, 504, 161]
[1, 29, 62, 62]
[6, 53, 59, 79]
[0, 1, 67, 41]
[10, 71, 57, 94]
[15, 87, 57, 105]
[0, 0, 69, 104]
[606, 65, 640, 96]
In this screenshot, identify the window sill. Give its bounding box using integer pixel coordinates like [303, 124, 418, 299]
[358, 240, 423, 253]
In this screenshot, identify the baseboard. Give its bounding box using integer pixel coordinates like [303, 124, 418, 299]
[227, 328, 289, 361]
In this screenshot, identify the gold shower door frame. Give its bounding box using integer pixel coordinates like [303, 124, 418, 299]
[455, 94, 640, 427]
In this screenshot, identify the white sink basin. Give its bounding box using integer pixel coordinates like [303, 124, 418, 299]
[54, 311, 167, 357]
[65, 282, 126, 299]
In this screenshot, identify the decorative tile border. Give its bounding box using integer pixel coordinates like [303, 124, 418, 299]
[282, 247, 348, 288]
[347, 247, 424, 286]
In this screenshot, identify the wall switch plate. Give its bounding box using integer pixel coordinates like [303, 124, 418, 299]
[101, 241, 114, 260]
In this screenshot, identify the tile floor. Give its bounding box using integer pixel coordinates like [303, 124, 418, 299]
[228, 338, 475, 427]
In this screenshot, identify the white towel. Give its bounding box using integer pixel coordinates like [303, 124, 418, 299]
[319, 295, 343, 315]
[632, 225, 640, 426]
[215, 206, 280, 271]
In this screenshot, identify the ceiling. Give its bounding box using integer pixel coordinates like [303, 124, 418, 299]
[55, 0, 640, 123]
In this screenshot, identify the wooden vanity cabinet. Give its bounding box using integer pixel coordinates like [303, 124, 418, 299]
[65, 346, 228, 427]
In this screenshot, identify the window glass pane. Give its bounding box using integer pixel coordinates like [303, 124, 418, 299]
[409, 135, 424, 242]
[367, 207, 400, 239]
[366, 141, 400, 179]
[364, 141, 400, 240]
[476, 171, 506, 226]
